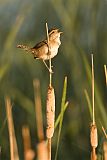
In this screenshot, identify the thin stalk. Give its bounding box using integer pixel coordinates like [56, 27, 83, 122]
[91, 54, 95, 125]
[46, 23, 52, 87]
[46, 23, 52, 160]
[104, 65, 107, 86]
[48, 138, 51, 160]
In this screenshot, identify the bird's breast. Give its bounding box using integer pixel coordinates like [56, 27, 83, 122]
[49, 42, 60, 58]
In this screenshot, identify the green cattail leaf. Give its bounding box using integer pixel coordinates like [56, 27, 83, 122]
[54, 77, 67, 160]
[84, 89, 92, 120]
[54, 101, 68, 130]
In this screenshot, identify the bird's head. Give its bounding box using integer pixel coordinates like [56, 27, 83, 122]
[48, 28, 63, 41]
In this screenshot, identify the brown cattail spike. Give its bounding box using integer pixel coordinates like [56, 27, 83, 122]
[33, 79, 44, 142]
[22, 126, 35, 160]
[37, 141, 48, 160]
[5, 97, 19, 160]
[103, 141, 107, 160]
[46, 86, 55, 139]
[90, 124, 98, 148]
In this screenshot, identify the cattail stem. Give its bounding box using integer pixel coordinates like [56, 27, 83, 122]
[90, 55, 98, 160]
[91, 54, 95, 125]
[46, 22, 52, 87]
[47, 138, 51, 160]
[91, 147, 97, 160]
[104, 65, 107, 86]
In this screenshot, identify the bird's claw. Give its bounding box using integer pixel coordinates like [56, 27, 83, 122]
[49, 68, 54, 74]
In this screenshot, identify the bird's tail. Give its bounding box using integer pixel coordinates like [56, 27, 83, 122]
[17, 44, 32, 53]
[17, 44, 39, 59]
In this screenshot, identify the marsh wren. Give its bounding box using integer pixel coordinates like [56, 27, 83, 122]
[17, 28, 62, 60]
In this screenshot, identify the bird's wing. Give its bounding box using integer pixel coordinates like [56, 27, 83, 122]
[33, 40, 47, 49]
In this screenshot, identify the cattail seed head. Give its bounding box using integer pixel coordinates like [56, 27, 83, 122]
[46, 86, 55, 139]
[22, 126, 35, 160]
[90, 124, 98, 148]
[37, 141, 48, 160]
[103, 141, 107, 160]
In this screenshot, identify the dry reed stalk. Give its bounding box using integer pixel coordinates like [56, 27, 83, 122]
[33, 79, 44, 141]
[46, 23, 52, 87]
[103, 141, 107, 160]
[46, 86, 55, 160]
[104, 65, 107, 86]
[37, 141, 48, 160]
[5, 97, 19, 160]
[22, 126, 35, 160]
[91, 54, 95, 125]
[90, 55, 98, 160]
[33, 79, 48, 160]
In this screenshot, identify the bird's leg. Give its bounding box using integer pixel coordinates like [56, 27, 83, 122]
[43, 60, 53, 73]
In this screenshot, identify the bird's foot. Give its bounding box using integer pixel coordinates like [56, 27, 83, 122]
[49, 68, 54, 74]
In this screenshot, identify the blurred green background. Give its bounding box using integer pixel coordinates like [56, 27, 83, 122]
[0, 0, 107, 159]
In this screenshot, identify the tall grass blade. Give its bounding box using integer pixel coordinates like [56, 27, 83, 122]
[54, 101, 68, 130]
[84, 89, 92, 120]
[54, 77, 67, 160]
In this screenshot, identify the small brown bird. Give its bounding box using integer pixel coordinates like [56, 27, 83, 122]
[17, 28, 62, 60]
